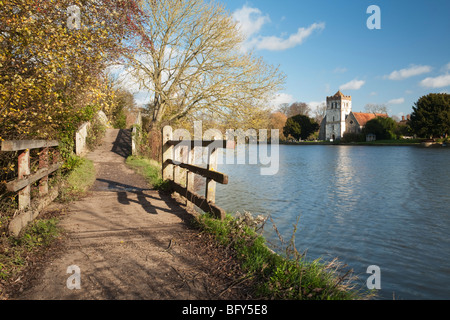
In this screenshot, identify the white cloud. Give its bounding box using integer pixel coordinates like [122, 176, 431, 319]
[308, 101, 326, 109]
[387, 97, 405, 105]
[443, 62, 450, 72]
[232, 5, 324, 52]
[232, 5, 270, 39]
[269, 93, 295, 109]
[385, 65, 432, 80]
[419, 74, 450, 88]
[339, 79, 365, 90]
[249, 22, 325, 51]
[333, 67, 347, 74]
[133, 92, 151, 107]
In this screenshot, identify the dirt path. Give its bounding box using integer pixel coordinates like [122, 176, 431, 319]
[14, 129, 246, 300]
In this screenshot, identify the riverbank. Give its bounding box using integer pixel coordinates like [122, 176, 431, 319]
[127, 155, 372, 300]
[195, 213, 372, 300]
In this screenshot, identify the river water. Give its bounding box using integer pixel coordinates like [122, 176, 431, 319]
[214, 144, 450, 300]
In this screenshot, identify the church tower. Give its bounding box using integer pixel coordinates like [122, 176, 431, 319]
[325, 91, 352, 140]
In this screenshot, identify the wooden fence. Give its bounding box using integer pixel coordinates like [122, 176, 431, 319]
[162, 126, 231, 220]
[1, 140, 61, 236]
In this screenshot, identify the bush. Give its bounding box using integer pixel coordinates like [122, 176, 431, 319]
[410, 93, 450, 139]
[341, 132, 365, 143]
[364, 117, 398, 140]
[283, 115, 319, 141]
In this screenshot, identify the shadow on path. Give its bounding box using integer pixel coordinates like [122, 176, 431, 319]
[112, 129, 132, 159]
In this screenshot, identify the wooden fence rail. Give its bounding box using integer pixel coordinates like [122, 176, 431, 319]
[162, 126, 231, 220]
[1, 140, 62, 236]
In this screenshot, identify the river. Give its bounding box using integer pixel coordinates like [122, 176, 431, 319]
[214, 144, 450, 300]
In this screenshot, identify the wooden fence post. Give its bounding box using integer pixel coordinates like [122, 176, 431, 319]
[39, 147, 49, 196]
[18, 149, 30, 210]
[162, 126, 173, 181]
[186, 146, 195, 210]
[205, 145, 218, 204]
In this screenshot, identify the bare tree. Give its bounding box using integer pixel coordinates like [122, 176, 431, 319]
[279, 102, 310, 118]
[290, 102, 310, 117]
[365, 103, 388, 114]
[312, 102, 326, 123]
[278, 103, 291, 117]
[127, 0, 285, 129]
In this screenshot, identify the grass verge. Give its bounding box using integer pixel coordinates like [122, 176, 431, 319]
[0, 217, 63, 298]
[353, 139, 421, 145]
[57, 156, 96, 202]
[125, 155, 169, 190]
[194, 212, 373, 300]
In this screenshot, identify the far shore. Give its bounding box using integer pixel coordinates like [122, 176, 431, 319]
[280, 140, 449, 147]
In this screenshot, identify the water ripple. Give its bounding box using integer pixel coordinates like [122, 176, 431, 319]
[216, 145, 450, 299]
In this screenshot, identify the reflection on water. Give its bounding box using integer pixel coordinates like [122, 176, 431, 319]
[216, 145, 450, 300]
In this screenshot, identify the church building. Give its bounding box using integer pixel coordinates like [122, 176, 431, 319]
[323, 90, 352, 141]
[318, 90, 388, 141]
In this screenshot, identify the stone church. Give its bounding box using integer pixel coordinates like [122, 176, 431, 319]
[318, 90, 388, 141]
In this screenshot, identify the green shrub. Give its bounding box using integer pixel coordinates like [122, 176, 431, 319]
[12, 219, 60, 249]
[341, 132, 365, 143]
[1, 218, 62, 281]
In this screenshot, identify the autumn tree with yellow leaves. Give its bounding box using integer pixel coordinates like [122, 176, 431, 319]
[0, 0, 146, 141]
[0, 0, 146, 212]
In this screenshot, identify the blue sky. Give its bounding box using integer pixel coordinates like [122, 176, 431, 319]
[222, 0, 450, 117]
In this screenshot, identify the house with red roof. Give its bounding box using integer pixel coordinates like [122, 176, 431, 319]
[345, 112, 388, 134]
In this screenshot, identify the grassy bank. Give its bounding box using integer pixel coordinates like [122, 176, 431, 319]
[194, 213, 371, 300]
[352, 139, 421, 146]
[125, 155, 169, 190]
[57, 157, 96, 202]
[0, 218, 62, 287]
[125, 155, 370, 299]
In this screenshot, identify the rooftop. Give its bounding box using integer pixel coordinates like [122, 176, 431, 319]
[327, 90, 351, 100]
[352, 112, 388, 126]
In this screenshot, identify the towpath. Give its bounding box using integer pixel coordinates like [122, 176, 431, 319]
[14, 129, 245, 300]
